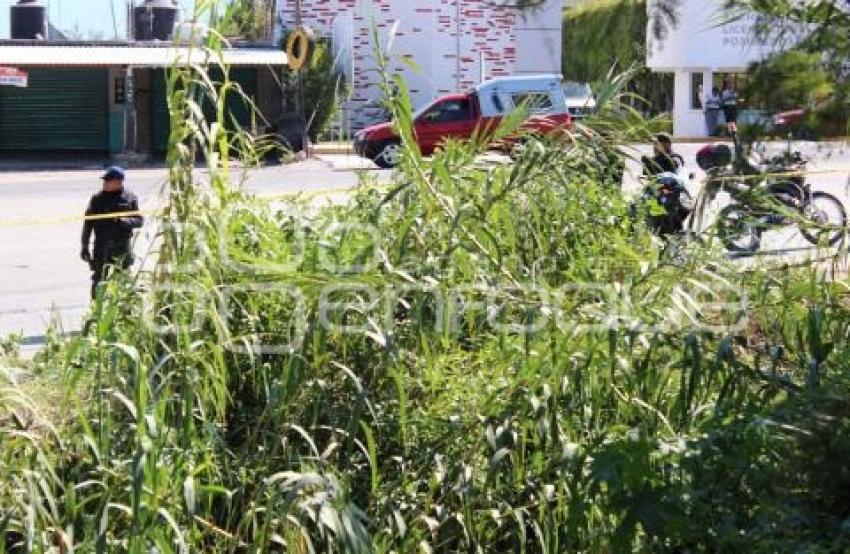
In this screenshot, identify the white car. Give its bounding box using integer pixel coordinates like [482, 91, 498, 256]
[563, 82, 596, 119]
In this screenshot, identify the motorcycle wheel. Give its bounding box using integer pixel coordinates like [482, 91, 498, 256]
[718, 203, 762, 253]
[800, 191, 847, 246]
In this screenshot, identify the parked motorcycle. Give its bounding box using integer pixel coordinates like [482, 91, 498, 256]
[633, 171, 695, 238]
[697, 143, 847, 253]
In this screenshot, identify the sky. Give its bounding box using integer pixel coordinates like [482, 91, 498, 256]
[0, 0, 198, 40]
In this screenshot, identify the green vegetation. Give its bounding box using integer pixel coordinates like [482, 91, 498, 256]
[221, 0, 275, 41]
[745, 50, 833, 112]
[280, 39, 349, 142]
[1, 6, 850, 552]
[723, 0, 850, 137]
[562, 0, 673, 117]
[744, 49, 847, 138]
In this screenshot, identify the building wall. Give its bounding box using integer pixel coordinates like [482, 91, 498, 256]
[514, 1, 562, 75]
[647, 0, 775, 73]
[108, 67, 127, 154]
[278, 0, 561, 130]
[646, 0, 780, 136]
[135, 68, 153, 153]
[256, 66, 283, 130]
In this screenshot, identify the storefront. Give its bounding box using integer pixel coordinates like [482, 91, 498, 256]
[144, 66, 261, 153]
[646, 0, 778, 137]
[0, 42, 286, 155]
[0, 67, 110, 152]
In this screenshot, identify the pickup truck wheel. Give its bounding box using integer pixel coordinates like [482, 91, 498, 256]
[372, 140, 401, 169]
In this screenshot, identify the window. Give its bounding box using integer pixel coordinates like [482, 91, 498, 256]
[713, 72, 759, 108]
[423, 99, 473, 123]
[492, 92, 504, 113]
[511, 92, 554, 114]
[691, 73, 703, 110]
[713, 72, 749, 92]
[114, 77, 126, 104]
[563, 82, 592, 99]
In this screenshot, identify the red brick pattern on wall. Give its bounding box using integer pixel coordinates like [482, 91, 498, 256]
[279, 0, 520, 129]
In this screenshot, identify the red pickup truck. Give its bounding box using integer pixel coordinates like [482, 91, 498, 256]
[353, 75, 572, 168]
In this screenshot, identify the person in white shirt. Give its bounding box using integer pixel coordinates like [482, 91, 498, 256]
[704, 86, 721, 137]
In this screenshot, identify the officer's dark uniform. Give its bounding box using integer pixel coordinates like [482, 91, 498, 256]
[80, 167, 143, 299]
[641, 152, 685, 176]
[641, 133, 684, 177]
[635, 136, 689, 236]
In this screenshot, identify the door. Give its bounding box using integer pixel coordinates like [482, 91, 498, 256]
[0, 68, 108, 152]
[150, 67, 258, 153]
[413, 97, 476, 155]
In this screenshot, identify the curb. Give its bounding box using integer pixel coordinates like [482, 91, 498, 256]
[311, 143, 355, 156]
[672, 137, 733, 144]
[672, 137, 850, 144]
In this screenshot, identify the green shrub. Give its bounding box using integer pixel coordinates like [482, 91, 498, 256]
[280, 38, 349, 141]
[563, 0, 673, 115]
[745, 48, 849, 138]
[745, 50, 833, 113]
[221, 0, 275, 41]
[1, 9, 849, 553]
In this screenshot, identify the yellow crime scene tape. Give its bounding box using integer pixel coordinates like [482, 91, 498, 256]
[710, 167, 850, 183]
[1, 165, 849, 229]
[0, 185, 361, 229]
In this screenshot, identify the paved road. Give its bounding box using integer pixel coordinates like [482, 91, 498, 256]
[621, 142, 850, 256]
[0, 159, 378, 347]
[1, 142, 849, 350]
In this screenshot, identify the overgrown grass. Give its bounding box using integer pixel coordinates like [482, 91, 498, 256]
[1, 4, 850, 552]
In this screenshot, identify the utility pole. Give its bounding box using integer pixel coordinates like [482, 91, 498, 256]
[108, 0, 119, 39]
[268, 0, 277, 41]
[127, 0, 133, 41]
[456, 0, 461, 91]
[479, 50, 485, 83]
[294, 0, 309, 157]
[124, 2, 137, 154]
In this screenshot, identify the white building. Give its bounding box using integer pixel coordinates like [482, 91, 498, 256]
[277, 0, 563, 129]
[646, 0, 777, 137]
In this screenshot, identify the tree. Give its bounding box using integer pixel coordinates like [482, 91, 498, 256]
[221, 0, 275, 41]
[280, 40, 349, 141]
[722, 0, 850, 72]
[723, 1, 850, 135]
[562, 0, 673, 115]
[745, 49, 834, 112]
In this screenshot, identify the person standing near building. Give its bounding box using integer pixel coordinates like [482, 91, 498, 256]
[80, 167, 144, 299]
[721, 80, 739, 136]
[704, 86, 721, 136]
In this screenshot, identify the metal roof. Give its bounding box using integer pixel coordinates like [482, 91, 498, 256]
[0, 43, 287, 67]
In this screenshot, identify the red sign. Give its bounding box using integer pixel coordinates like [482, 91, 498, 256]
[0, 67, 28, 88]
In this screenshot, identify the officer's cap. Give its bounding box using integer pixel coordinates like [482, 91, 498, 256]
[101, 166, 126, 181]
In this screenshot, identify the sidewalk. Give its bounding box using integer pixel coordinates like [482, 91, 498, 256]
[0, 152, 113, 172]
[311, 141, 355, 155]
[2, 139, 848, 173]
[0, 147, 355, 173]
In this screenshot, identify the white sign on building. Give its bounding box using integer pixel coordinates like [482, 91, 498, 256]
[0, 67, 28, 87]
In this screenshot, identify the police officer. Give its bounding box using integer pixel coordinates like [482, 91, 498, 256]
[641, 133, 684, 177]
[80, 166, 143, 299]
[635, 134, 691, 236]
